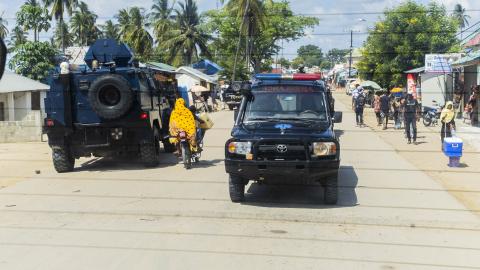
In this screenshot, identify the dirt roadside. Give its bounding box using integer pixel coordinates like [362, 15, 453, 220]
[335, 91, 480, 214]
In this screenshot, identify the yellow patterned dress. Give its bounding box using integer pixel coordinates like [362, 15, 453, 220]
[169, 98, 197, 146]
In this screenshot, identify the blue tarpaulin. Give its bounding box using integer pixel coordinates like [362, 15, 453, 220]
[192, 59, 223, 75]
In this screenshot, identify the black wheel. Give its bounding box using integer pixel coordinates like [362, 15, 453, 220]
[324, 175, 338, 205]
[52, 146, 75, 173]
[140, 129, 160, 167]
[162, 139, 176, 153]
[229, 174, 245, 202]
[181, 142, 192, 169]
[228, 104, 235, 111]
[423, 115, 432, 127]
[88, 74, 133, 120]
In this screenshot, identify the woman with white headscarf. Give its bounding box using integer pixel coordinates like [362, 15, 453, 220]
[440, 101, 456, 147]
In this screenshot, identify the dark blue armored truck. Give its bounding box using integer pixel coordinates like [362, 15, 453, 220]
[225, 73, 342, 204]
[44, 39, 175, 172]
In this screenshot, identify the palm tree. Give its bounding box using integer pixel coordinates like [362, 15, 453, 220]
[53, 20, 74, 48]
[101, 20, 119, 40]
[150, 0, 176, 44]
[8, 26, 28, 50]
[453, 4, 470, 39]
[44, 0, 78, 50]
[16, 2, 51, 42]
[70, 2, 99, 46]
[0, 11, 9, 39]
[115, 7, 153, 60]
[163, 0, 211, 66]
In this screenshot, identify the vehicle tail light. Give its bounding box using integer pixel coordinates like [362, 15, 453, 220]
[140, 112, 148, 120]
[46, 119, 54, 127]
[179, 131, 187, 139]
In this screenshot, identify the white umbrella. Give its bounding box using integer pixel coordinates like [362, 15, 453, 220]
[191, 85, 209, 93]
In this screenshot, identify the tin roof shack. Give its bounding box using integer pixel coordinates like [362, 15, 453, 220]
[0, 72, 49, 142]
[452, 50, 480, 125]
[176, 66, 218, 107]
[147, 62, 179, 105]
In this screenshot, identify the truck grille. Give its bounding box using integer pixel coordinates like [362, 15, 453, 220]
[256, 142, 307, 161]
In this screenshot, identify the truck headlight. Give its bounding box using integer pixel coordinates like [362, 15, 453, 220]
[228, 141, 252, 155]
[312, 142, 337, 156]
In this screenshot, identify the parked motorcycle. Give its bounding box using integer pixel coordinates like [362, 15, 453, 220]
[423, 100, 442, 127]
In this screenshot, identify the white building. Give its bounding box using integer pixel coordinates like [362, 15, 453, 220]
[176, 66, 218, 107]
[0, 72, 49, 142]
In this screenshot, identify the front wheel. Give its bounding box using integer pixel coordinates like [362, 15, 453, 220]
[52, 146, 75, 173]
[229, 174, 245, 202]
[423, 114, 432, 127]
[181, 142, 192, 169]
[324, 175, 338, 205]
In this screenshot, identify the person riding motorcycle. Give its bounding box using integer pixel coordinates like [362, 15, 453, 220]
[169, 98, 197, 154]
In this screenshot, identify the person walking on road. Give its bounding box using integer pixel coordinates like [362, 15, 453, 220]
[354, 88, 366, 127]
[392, 97, 402, 129]
[440, 101, 456, 147]
[351, 84, 361, 110]
[373, 95, 382, 126]
[404, 93, 419, 144]
[380, 91, 390, 130]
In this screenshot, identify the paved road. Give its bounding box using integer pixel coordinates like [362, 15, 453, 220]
[0, 95, 479, 270]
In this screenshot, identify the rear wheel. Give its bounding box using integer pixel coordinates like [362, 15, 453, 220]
[140, 129, 160, 167]
[181, 142, 192, 169]
[52, 146, 75, 173]
[324, 175, 338, 205]
[162, 139, 176, 153]
[229, 174, 245, 202]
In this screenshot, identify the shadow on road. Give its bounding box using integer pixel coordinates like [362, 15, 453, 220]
[335, 129, 345, 139]
[242, 166, 358, 209]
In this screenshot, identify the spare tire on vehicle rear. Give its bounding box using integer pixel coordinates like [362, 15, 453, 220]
[88, 74, 133, 120]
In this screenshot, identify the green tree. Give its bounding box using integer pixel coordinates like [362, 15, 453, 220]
[9, 41, 58, 81]
[53, 20, 74, 48]
[16, 3, 51, 42]
[291, 57, 304, 69]
[297, 45, 323, 67]
[0, 11, 9, 39]
[101, 20, 119, 40]
[325, 48, 349, 65]
[115, 7, 153, 61]
[205, 1, 318, 76]
[44, 0, 78, 50]
[357, 1, 459, 87]
[162, 0, 211, 66]
[151, 0, 176, 45]
[8, 26, 28, 50]
[278, 57, 290, 68]
[70, 2, 99, 46]
[453, 4, 470, 29]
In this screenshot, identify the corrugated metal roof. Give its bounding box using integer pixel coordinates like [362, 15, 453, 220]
[0, 72, 49, 94]
[176, 66, 217, 84]
[147, 62, 177, 72]
[464, 32, 480, 48]
[451, 50, 480, 67]
[404, 66, 425, 74]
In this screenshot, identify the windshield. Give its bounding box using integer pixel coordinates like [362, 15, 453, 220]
[244, 87, 328, 122]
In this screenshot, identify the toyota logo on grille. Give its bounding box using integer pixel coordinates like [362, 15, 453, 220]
[276, 144, 288, 153]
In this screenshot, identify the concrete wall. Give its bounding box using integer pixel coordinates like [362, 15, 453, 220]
[0, 111, 43, 143]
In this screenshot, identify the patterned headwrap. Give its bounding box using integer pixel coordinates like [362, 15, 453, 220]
[169, 98, 196, 144]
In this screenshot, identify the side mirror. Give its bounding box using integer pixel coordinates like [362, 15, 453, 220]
[333, 111, 343, 123]
[0, 38, 6, 80]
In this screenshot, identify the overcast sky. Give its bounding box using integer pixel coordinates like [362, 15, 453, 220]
[1, 0, 479, 59]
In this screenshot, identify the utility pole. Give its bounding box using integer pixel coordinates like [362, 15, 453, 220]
[348, 29, 353, 78]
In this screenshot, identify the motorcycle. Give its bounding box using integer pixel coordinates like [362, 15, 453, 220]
[174, 129, 204, 170]
[423, 100, 442, 127]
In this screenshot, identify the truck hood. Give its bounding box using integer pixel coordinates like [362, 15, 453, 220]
[233, 120, 334, 139]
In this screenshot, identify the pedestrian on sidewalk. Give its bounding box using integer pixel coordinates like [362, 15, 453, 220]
[440, 101, 456, 147]
[354, 87, 366, 127]
[373, 95, 382, 126]
[380, 91, 390, 130]
[392, 97, 402, 129]
[404, 93, 419, 144]
[466, 87, 478, 125]
[351, 84, 361, 110]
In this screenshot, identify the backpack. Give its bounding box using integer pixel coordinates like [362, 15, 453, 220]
[356, 95, 365, 108]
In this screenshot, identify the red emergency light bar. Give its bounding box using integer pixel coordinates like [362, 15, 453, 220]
[255, 73, 322, 81]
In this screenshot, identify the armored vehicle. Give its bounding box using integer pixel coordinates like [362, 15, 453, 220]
[44, 39, 175, 172]
[225, 73, 342, 204]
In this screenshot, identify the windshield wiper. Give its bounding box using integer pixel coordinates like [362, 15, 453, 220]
[245, 117, 280, 122]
